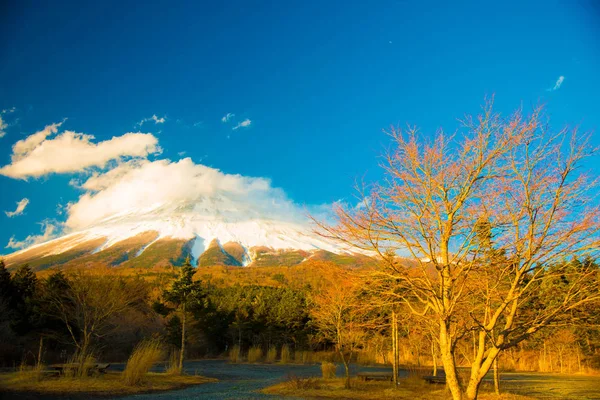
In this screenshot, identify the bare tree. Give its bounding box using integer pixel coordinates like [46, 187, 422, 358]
[46, 270, 150, 361]
[316, 102, 600, 400]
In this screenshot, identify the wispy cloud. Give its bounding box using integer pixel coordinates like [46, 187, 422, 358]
[0, 116, 7, 139]
[548, 76, 565, 91]
[5, 198, 29, 217]
[6, 220, 57, 249]
[136, 114, 166, 127]
[232, 119, 251, 130]
[221, 113, 234, 123]
[0, 107, 16, 138]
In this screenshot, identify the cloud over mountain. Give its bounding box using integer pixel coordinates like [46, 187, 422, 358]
[66, 158, 305, 232]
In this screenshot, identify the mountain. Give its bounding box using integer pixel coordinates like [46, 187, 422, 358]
[2, 213, 373, 271]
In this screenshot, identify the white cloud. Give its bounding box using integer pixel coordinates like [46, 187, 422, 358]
[0, 122, 160, 179]
[136, 114, 166, 127]
[355, 196, 371, 210]
[12, 121, 64, 156]
[0, 116, 7, 138]
[5, 198, 30, 217]
[548, 75, 565, 91]
[6, 221, 57, 249]
[65, 158, 303, 231]
[232, 119, 251, 130]
[0, 107, 16, 138]
[221, 113, 234, 123]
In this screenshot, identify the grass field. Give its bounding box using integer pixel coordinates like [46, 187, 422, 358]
[0, 370, 216, 398]
[262, 372, 600, 400]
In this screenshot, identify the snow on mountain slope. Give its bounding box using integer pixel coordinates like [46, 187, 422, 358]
[3, 212, 359, 269]
[3, 158, 367, 269]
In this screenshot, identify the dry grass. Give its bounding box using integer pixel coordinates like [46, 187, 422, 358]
[16, 363, 45, 383]
[280, 345, 291, 364]
[165, 351, 181, 375]
[247, 346, 263, 363]
[122, 340, 164, 386]
[321, 361, 336, 379]
[294, 350, 311, 364]
[262, 377, 447, 399]
[262, 376, 566, 400]
[228, 345, 242, 363]
[266, 345, 277, 363]
[62, 353, 97, 378]
[0, 371, 216, 397]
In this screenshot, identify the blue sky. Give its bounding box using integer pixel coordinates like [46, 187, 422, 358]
[1, 0, 599, 252]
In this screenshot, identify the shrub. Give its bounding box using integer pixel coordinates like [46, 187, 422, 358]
[321, 361, 336, 379]
[122, 340, 164, 386]
[229, 345, 242, 363]
[266, 345, 277, 363]
[280, 344, 291, 364]
[247, 346, 263, 363]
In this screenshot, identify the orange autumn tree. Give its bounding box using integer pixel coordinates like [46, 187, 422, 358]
[309, 263, 369, 389]
[316, 102, 600, 400]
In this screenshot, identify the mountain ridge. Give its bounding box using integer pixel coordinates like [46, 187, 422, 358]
[2, 218, 374, 271]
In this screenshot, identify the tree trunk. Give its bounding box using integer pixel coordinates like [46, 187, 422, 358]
[493, 356, 500, 395]
[37, 336, 44, 368]
[340, 350, 351, 389]
[432, 339, 438, 377]
[179, 302, 186, 372]
[464, 346, 501, 400]
[439, 322, 463, 400]
[392, 309, 399, 386]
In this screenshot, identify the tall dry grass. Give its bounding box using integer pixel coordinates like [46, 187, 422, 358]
[294, 350, 311, 364]
[247, 346, 263, 363]
[321, 361, 336, 379]
[17, 361, 45, 382]
[229, 345, 242, 363]
[165, 351, 181, 375]
[280, 345, 291, 364]
[63, 353, 97, 378]
[266, 346, 277, 363]
[122, 340, 164, 386]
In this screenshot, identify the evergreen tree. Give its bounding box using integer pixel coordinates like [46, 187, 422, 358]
[10, 265, 38, 334]
[163, 257, 204, 371]
[0, 259, 12, 298]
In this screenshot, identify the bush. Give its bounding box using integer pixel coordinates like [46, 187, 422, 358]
[247, 346, 263, 363]
[266, 345, 277, 363]
[229, 345, 242, 363]
[122, 340, 164, 386]
[321, 361, 336, 379]
[280, 344, 291, 364]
